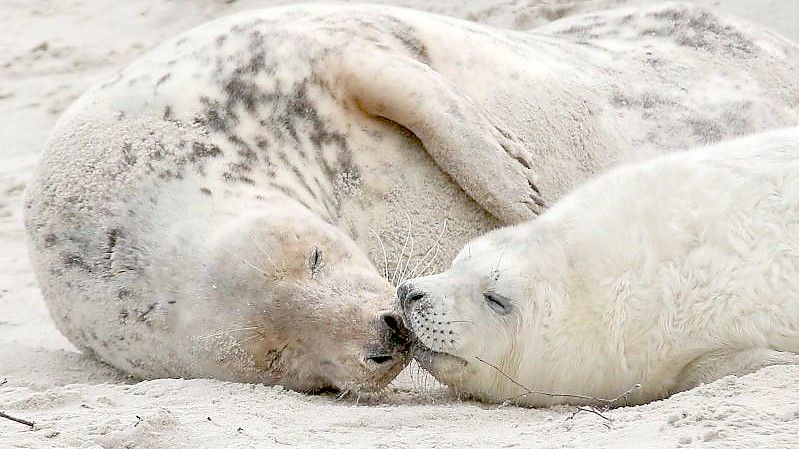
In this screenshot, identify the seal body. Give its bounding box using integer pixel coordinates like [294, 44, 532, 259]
[399, 126, 799, 406]
[24, 3, 799, 389]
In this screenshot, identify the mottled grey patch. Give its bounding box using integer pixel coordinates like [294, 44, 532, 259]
[196, 96, 239, 133]
[137, 303, 157, 323]
[685, 117, 723, 144]
[118, 288, 133, 300]
[386, 21, 430, 63]
[556, 20, 604, 36]
[189, 141, 222, 162]
[104, 228, 120, 267]
[43, 233, 57, 248]
[646, 8, 755, 56]
[122, 142, 137, 165]
[63, 253, 92, 272]
[224, 77, 262, 112]
[227, 161, 252, 174]
[200, 187, 212, 196]
[222, 171, 255, 185]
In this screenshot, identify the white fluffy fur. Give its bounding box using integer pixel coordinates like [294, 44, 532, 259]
[402, 126, 799, 406]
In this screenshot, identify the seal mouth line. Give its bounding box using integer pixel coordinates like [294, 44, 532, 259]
[411, 340, 467, 366]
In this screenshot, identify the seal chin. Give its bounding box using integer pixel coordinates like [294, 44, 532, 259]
[412, 342, 468, 380]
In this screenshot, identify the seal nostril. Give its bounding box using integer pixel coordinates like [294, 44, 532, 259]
[379, 311, 409, 344]
[397, 283, 427, 306]
[366, 355, 393, 364]
[383, 313, 399, 332]
[407, 291, 425, 303]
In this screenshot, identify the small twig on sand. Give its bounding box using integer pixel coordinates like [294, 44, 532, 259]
[0, 411, 35, 428]
[475, 356, 641, 428]
[568, 407, 612, 425]
[0, 378, 7, 386]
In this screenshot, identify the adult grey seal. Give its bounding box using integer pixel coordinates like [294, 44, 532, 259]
[398, 126, 799, 406]
[24, 2, 799, 391]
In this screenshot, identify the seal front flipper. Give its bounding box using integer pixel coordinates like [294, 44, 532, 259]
[335, 50, 546, 224]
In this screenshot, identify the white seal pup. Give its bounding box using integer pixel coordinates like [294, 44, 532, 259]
[398, 126, 799, 406]
[24, 3, 799, 391]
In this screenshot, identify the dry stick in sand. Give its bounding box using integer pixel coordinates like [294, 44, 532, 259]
[1, 378, 35, 428]
[474, 356, 641, 427]
[0, 411, 35, 428]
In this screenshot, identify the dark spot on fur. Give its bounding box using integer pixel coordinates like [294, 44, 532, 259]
[155, 73, 171, 87]
[137, 303, 157, 322]
[685, 117, 723, 144]
[43, 233, 57, 248]
[190, 142, 223, 161]
[122, 142, 137, 165]
[390, 28, 430, 63]
[222, 171, 255, 185]
[103, 229, 120, 270]
[200, 187, 212, 196]
[196, 96, 239, 133]
[646, 7, 755, 56]
[63, 253, 92, 272]
[118, 288, 133, 300]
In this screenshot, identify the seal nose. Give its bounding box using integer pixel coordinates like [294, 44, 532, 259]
[365, 312, 410, 366]
[397, 282, 427, 310]
[378, 311, 408, 345]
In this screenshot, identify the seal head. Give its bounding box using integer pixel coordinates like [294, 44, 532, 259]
[204, 203, 412, 392]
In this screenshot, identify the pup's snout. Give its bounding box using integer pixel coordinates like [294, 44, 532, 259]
[396, 282, 427, 311]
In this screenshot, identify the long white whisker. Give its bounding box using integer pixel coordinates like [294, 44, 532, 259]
[391, 215, 413, 285]
[238, 332, 265, 345]
[493, 245, 508, 274]
[370, 228, 390, 279]
[398, 215, 416, 285]
[222, 248, 271, 277]
[249, 235, 277, 268]
[195, 326, 261, 341]
[407, 220, 448, 280]
[418, 244, 442, 277]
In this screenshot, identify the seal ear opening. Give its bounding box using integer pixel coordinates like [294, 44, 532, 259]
[335, 50, 546, 224]
[306, 246, 323, 277]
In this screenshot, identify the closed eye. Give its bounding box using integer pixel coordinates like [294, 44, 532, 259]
[483, 291, 512, 315]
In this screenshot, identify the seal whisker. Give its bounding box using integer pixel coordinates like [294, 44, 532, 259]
[248, 234, 278, 268]
[391, 215, 414, 285]
[370, 228, 390, 279]
[407, 219, 448, 281]
[336, 389, 351, 400]
[417, 244, 442, 278]
[222, 248, 272, 278]
[397, 216, 416, 285]
[195, 325, 262, 341]
[237, 331, 267, 345]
